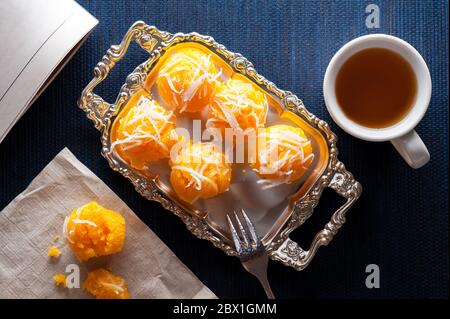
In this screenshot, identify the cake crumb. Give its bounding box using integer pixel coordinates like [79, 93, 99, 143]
[48, 246, 62, 258]
[53, 273, 67, 287]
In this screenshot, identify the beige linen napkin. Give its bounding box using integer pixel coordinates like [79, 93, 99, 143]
[0, 147, 216, 299]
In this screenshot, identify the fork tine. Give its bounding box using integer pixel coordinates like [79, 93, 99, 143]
[233, 211, 250, 247]
[241, 208, 259, 245]
[227, 214, 242, 254]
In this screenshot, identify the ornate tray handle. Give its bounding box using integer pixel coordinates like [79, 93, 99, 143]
[270, 162, 362, 271]
[78, 21, 164, 131]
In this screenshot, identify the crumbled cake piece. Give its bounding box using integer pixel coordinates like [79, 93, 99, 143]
[83, 269, 130, 299]
[53, 273, 67, 287]
[48, 245, 62, 258]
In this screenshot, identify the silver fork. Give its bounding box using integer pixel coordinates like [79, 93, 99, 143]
[227, 208, 275, 299]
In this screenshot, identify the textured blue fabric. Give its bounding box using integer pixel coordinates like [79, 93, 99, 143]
[0, 0, 448, 298]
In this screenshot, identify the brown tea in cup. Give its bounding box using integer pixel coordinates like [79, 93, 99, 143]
[335, 48, 417, 128]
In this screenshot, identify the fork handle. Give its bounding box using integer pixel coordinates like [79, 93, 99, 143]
[256, 274, 275, 299]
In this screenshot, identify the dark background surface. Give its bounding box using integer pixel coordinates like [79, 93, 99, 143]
[0, 0, 448, 298]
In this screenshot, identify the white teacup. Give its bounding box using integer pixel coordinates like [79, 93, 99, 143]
[323, 34, 431, 169]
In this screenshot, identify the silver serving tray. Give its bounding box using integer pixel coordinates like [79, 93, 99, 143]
[79, 21, 362, 271]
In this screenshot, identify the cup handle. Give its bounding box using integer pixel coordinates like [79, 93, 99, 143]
[390, 130, 430, 169]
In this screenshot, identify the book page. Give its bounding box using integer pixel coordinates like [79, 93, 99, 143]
[0, 0, 98, 143]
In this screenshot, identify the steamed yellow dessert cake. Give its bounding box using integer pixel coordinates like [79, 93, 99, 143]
[251, 124, 314, 188]
[63, 202, 126, 261]
[83, 269, 129, 299]
[111, 95, 180, 170]
[169, 142, 231, 203]
[208, 77, 268, 134]
[156, 47, 221, 113]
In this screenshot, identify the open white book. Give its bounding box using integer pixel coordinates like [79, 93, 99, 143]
[0, 0, 98, 143]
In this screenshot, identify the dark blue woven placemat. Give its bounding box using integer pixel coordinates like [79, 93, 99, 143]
[0, 0, 448, 298]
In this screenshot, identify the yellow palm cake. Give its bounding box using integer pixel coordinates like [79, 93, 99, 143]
[170, 142, 232, 203]
[111, 95, 180, 170]
[63, 202, 126, 261]
[83, 268, 130, 299]
[156, 48, 221, 113]
[208, 77, 268, 134]
[251, 124, 314, 188]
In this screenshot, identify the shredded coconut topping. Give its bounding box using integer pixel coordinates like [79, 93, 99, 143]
[71, 219, 98, 227]
[63, 216, 74, 244]
[172, 144, 230, 197]
[158, 52, 222, 112]
[210, 80, 268, 129]
[255, 127, 315, 186]
[111, 96, 175, 156]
